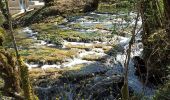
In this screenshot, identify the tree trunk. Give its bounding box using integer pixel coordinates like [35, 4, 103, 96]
[0, 1, 36, 100]
[0, 49, 22, 95]
[3, 0, 20, 60]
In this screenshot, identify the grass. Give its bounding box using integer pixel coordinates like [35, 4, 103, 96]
[20, 47, 78, 63]
[31, 22, 104, 42]
[0, 14, 5, 26]
[66, 23, 85, 29]
[29, 64, 86, 80]
[0, 27, 5, 43]
[94, 24, 105, 29]
[65, 43, 92, 49]
[82, 55, 105, 61]
[17, 39, 35, 48]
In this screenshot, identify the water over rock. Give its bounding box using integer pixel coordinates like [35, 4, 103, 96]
[33, 63, 124, 100]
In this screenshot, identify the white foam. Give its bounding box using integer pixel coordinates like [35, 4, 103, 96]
[42, 65, 60, 69]
[62, 58, 93, 67]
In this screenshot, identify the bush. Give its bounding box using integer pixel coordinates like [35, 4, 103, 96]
[154, 81, 170, 100]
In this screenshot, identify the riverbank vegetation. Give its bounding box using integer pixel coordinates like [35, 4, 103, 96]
[0, 0, 170, 99]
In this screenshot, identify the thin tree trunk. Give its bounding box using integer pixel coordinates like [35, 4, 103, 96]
[1, 1, 36, 100]
[121, 6, 139, 100]
[5, 0, 20, 60]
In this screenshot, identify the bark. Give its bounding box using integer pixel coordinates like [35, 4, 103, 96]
[4, 0, 20, 60]
[121, 5, 140, 100]
[0, 1, 36, 100]
[0, 49, 22, 95]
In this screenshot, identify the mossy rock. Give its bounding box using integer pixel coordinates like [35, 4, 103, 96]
[82, 55, 106, 62]
[20, 47, 77, 64]
[31, 23, 103, 43]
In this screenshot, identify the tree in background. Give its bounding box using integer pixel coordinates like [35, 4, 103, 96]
[121, 0, 170, 99]
[139, 0, 170, 84]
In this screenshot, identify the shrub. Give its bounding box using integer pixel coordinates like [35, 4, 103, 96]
[154, 81, 170, 100]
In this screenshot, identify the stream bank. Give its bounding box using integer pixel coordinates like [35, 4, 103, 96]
[14, 11, 156, 99]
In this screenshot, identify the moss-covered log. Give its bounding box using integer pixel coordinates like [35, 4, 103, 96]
[0, 29, 22, 99]
[0, 28, 38, 99]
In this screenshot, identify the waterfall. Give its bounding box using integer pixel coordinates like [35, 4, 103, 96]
[19, 0, 24, 12]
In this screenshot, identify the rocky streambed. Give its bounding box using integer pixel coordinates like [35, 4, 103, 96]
[17, 12, 156, 99]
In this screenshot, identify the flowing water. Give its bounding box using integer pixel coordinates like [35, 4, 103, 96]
[21, 12, 155, 99]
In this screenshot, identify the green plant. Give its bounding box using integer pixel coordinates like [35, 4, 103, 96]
[154, 81, 170, 100]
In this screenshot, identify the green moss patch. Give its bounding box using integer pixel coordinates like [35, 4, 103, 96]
[31, 23, 103, 43]
[20, 47, 78, 63]
[82, 55, 106, 62]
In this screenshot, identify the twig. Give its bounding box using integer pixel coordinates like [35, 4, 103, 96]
[121, 9, 140, 100]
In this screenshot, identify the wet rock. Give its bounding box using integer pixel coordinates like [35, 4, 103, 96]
[133, 56, 146, 76]
[93, 76, 104, 83]
[105, 69, 123, 77]
[63, 63, 108, 79]
[105, 62, 123, 77]
[84, 48, 92, 51]
[80, 75, 124, 99]
[34, 73, 124, 100]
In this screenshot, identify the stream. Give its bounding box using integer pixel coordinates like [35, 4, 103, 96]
[21, 12, 155, 99]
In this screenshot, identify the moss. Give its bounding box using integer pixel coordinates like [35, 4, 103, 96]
[31, 23, 103, 42]
[67, 23, 85, 29]
[0, 48, 22, 97]
[20, 47, 78, 63]
[0, 78, 4, 88]
[121, 83, 129, 100]
[0, 13, 5, 26]
[0, 27, 5, 44]
[93, 24, 105, 29]
[29, 64, 86, 83]
[93, 44, 104, 48]
[82, 55, 105, 61]
[102, 46, 112, 53]
[65, 43, 92, 49]
[17, 39, 35, 48]
[19, 58, 38, 100]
